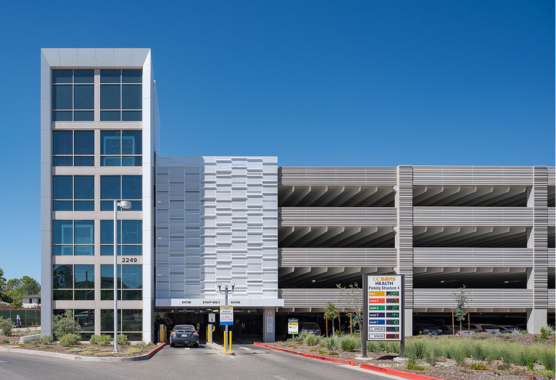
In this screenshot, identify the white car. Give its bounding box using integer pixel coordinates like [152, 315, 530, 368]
[471, 324, 501, 335]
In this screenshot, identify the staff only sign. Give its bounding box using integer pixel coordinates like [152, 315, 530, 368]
[366, 275, 403, 341]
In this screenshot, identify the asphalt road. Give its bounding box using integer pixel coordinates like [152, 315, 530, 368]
[0, 343, 396, 380]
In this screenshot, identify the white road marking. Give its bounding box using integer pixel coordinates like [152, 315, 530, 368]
[240, 347, 251, 350]
[274, 376, 287, 380]
[184, 347, 190, 350]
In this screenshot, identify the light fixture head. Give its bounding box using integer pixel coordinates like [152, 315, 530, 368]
[217, 283, 222, 290]
[231, 283, 235, 290]
[118, 201, 132, 209]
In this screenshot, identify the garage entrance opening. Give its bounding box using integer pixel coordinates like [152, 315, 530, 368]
[155, 308, 264, 344]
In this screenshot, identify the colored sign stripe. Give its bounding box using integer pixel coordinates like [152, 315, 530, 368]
[368, 291, 385, 296]
[369, 298, 385, 304]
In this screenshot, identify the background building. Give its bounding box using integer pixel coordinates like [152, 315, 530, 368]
[41, 49, 554, 342]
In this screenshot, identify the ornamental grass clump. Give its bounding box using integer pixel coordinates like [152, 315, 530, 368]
[339, 335, 358, 352]
[304, 334, 320, 346]
[59, 333, 81, 347]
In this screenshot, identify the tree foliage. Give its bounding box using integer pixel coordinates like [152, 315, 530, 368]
[453, 285, 469, 333]
[324, 301, 339, 335]
[336, 282, 363, 332]
[0, 269, 41, 306]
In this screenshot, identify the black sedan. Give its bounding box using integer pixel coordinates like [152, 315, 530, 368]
[170, 324, 199, 347]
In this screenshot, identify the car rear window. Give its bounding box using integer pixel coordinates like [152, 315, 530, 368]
[482, 325, 498, 329]
[174, 325, 195, 331]
[301, 323, 320, 328]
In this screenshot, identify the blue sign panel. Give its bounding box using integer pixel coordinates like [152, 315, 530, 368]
[369, 319, 385, 325]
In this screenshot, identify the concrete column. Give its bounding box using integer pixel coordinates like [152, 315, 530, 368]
[263, 308, 276, 342]
[526, 166, 548, 334]
[396, 166, 414, 337]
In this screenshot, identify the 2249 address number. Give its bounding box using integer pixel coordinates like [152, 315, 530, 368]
[120, 258, 138, 263]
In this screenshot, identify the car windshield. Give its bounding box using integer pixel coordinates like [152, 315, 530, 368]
[301, 323, 320, 329]
[482, 325, 499, 329]
[173, 325, 195, 331]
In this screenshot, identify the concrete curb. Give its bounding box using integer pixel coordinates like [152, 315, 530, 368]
[360, 364, 444, 380]
[253, 342, 357, 366]
[206, 342, 235, 355]
[0, 343, 166, 362]
[20, 334, 41, 344]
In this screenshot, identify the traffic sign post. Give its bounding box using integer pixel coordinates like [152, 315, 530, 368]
[362, 274, 405, 358]
[220, 305, 234, 353]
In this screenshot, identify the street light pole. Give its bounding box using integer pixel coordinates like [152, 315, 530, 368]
[113, 200, 131, 353]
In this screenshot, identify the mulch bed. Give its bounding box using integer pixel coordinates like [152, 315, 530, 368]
[0, 333, 155, 357]
[267, 334, 555, 380]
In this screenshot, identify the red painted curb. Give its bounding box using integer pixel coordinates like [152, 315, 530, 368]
[360, 363, 444, 380]
[253, 342, 357, 366]
[146, 342, 167, 358]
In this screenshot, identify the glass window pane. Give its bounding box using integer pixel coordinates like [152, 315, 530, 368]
[53, 265, 73, 288]
[122, 245, 142, 256]
[101, 220, 121, 244]
[74, 131, 94, 154]
[53, 131, 73, 155]
[101, 245, 121, 256]
[74, 201, 94, 211]
[101, 201, 114, 211]
[53, 220, 73, 244]
[101, 265, 121, 289]
[122, 111, 142, 121]
[122, 290, 142, 300]
[74, 157, 94, 166]
[122, 310, 142, 331]
[122, 176, 142, 200]
[74, 70, 94, 83]
[53, 246, 73, 256]
[122, 220, 142, 244]
[53, 111, 72, 121]
[74, 111, 94, 121]
[52, 85, 72, 109]
[101, 176, 121, 199]
[122, 70, 142, 83]
[74, 310, 95, 330]
[74, 220, 94, 244]
[53, 157, 73, 166]
[52, 70, 72, 84]
[129, 201, 142, 211]
[53, 176, 73, 199]
[122, 131, 142, 154]
[74, 176, 94, 199]
[74, 85, 94, 109]
[122, 157, 134, 166]
[122, 265, 142, 289]
[53, 201, 73, 211]
[74, 290, 95, 300]
[101, 70, 120, 83]
[100, 85, 120, 109]
[101, 157, 121, 166]
[101, 131, 121, 154]
[74, 265, 94, 288]
[53, 290, 72, 300]
[122, 85, 142, 109]
[74, 245, 94, 256]
[100, 111, 120, 121]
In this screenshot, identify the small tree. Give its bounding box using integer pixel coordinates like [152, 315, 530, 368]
[337, 283, 362, 333]
[324, 301, 339, 335]
[52, 309, 81, 340]
[453, 285, 469, 333]
[0, 317, 14, 336]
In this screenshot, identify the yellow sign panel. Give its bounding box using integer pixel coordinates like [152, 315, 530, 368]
[369, 291, 385, 296]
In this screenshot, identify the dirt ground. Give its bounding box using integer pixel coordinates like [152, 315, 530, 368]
[269, 334, 555, 380]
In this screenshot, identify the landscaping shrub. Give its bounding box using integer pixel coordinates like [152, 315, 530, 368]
[406, 363, 426, 370]
[339, 335, 358, 352]
[117, 334, 130, 346]
[2, 339, 9, 344]
[453, 346, 467, 366]
[52, 310, 81, 340]
[366, 341, 381, 352]
[303, 334, 320, 346]
[37, 335, 54, 344]
[0, 317, 14, 336]
[59, 333, 81, 347]
[97, 335, 112, 346]
[537, 345, 556, 371]
[540, 326, 550, 340]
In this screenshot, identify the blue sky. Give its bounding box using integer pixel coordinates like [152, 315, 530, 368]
[0, 0, 553, 282]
